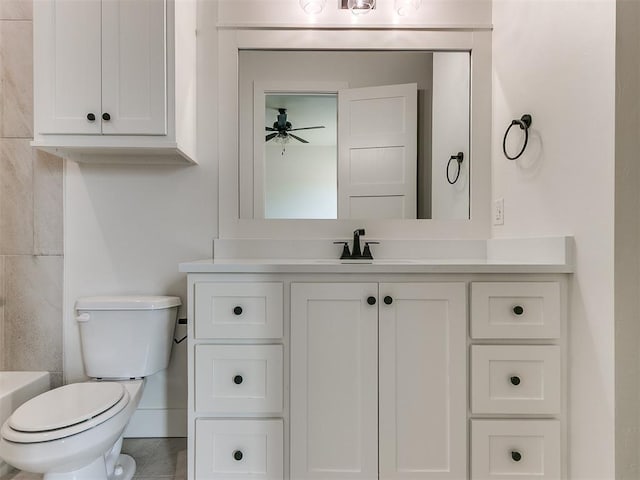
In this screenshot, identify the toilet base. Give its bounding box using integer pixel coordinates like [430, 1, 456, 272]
[42, 454, 136, 480]
[112, 454, 136, 480]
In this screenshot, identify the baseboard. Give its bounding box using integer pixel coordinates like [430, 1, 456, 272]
[124, 408, 187, 438]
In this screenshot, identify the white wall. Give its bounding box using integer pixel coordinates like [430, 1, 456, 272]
[431, 52, 470, 219]
[217, 0, 491, 27]
[63, 0, 219, 435]
[492, 1, 616, 477]
[265, 145, 337, 219]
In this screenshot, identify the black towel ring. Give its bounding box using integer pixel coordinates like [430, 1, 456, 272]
[446, 152, 464, 184]
[503, 114, 532, 160]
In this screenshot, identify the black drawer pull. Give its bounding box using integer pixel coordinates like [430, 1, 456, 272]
[233, 450, 243, 461]
[367, 296, 376, 305]
[512, 305, 524, 316]
[233, 306, 243, 315]
[87, 113, 96, 121]
[511, 450, 522, 462]
[510, 375, 521, 386]
[233, 375, 243, 385]
[102, 112, 111, 121]
[383, 296, 393, 305]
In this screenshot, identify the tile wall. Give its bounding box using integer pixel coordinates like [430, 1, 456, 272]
[0, 0, 63, 387]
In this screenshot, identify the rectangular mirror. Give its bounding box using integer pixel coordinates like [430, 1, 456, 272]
[218, 29, 491, 240]
[239, 50, 470, 220]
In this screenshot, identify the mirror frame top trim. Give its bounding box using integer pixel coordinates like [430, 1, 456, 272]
[218, 28, 491, 240]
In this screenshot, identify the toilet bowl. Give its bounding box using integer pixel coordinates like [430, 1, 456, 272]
[0, 380, 144, 479]
[0, 295, 181, 480]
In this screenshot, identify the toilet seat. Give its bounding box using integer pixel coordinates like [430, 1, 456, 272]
[2, 383, 130, 444]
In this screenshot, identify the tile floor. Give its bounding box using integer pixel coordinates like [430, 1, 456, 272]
[0, 437, 186, 480]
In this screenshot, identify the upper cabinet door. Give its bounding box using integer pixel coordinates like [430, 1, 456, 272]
[34, 0, 102, 134]
[338, 83, 418, 219]
[101, 0, 167, 135]
[378, 282, 467, 480]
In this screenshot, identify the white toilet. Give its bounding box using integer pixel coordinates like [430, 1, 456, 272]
[0, 295, 181, 480]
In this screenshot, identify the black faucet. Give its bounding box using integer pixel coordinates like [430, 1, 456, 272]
[334, 229, 378, 260]
[351, 228, 365, 258]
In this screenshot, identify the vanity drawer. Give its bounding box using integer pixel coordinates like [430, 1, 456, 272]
[471, 282, 561, 339]
[471, 419, 561, 479]
[195, 345, 283, 414]
[471, 345, 561, 415]
[195, 419, 284, 480]
[194, 282, 283, 339]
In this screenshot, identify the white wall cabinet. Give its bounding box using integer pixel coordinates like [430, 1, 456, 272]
[33, 0, 197, 164]
[290, 282, 467, 480]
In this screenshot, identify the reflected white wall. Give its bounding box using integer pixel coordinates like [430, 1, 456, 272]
[265, 145, 337, 219]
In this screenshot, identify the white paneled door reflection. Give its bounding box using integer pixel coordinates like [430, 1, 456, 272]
[338, 83, 418, 219]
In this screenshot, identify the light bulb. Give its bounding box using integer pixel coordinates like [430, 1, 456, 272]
[347, 0, 375, 15]
[300, 0, 326, 14]
[395, 0, 421, 16]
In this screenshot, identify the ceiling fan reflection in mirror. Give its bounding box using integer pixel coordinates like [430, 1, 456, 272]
[265, 108, 325, 154]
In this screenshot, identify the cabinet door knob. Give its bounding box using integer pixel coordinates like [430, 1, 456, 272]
[102, 112, 111, 121]
[87, 113, 96, 121]
[510, 375, 521, 386]
[233, 375, 243, 385]
[233, 450, 243, 461]
[383, 296, 393, 305]
[512, 305, 524, 316]
[367, 296, 376, 305]
[511, 450, 522, 462]
[233, 306, 243, 315]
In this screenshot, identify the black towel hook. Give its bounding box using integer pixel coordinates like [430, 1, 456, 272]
[503, 114, 532, 160]
[446, 152, 464, 184]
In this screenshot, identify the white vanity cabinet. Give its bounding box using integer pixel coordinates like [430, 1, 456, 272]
[33, 0, 196, 164]
[290, 282, 466, 480]
[184, 266, 568, 480]
[470, 282, 564, 479]
[189, 281, 285, 480]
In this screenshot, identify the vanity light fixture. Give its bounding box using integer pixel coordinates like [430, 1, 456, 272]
[341, 0, 376, 15]
[395, 0, 421, 16]
[300, 0, 326, 14]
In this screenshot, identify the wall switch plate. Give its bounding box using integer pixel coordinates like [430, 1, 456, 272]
[493, 198, 504, 225]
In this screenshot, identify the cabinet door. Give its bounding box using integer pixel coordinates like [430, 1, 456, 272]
[34, 0, 102, 134]
[101, 0, 167, 134]
[291, 283, 378, 480]
[379, 283, 467, 480]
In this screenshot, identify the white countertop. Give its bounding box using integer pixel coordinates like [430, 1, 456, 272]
[179, 258, 573, 274]
[180, 236, 574, 274]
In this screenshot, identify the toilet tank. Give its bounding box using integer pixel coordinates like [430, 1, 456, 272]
[75, 296, 181, 379]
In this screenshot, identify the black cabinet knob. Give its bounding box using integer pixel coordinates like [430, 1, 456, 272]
[367, 296, 376, 305]
[87, 113, 96, 121]
[233, 375, 243, 385]
[102, 112, 111, 121]
[233, 306, 243, 315]
[511, 450, 522, 462]
[233, 450, 243, 461]
[512, 305, 524, 316]
[383, 296, 393, 305]
[510, 375, 521, 386]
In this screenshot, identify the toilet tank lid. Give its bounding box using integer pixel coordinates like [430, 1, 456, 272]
[75, 295, 182, 311]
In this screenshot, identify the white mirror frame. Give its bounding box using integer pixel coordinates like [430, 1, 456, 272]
[219, 28, 491, 239]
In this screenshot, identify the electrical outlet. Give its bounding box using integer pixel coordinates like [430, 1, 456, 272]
[494, 198, 504, 225]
